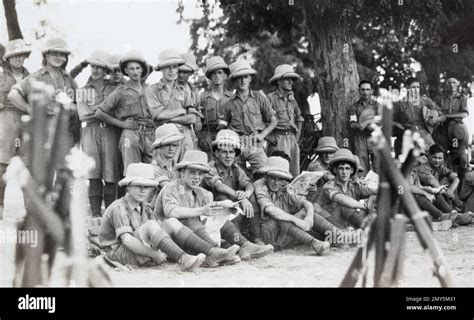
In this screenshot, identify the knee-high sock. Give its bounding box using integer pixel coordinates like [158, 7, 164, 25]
[150, 231, 185, 262]
[88, 179, 103, 216]
[175, 226, 214, 255]
[341, 208, 364, 228]
[248, 196, 263, 240]
[434, 193, 454, 212]
[312, 214, 344, 238]
[103, 182, 117, 210]
[182, 218, 218, 246]
[0, 164, 7, 207]
[221, 220, 248, 246]
[279, 221, 314, 246]
[414, 194, 443, 219]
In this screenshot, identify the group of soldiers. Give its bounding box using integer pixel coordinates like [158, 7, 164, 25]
[1, 37, 473, 272]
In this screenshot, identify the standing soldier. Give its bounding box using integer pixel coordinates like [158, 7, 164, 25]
[177, 53, 199, 105]
[95, 51, 155, 173]
[8, 37, 78, 173]
[349, 80, 380, 173]
[219, 60, 277, 174]
[434, 76, 470, 182]
[0, 39, 31, 219]
[145, 49, 198, 161]
[266, 64, 304, 177]
[196, 56, 232, 160]
[76, 50, 121, 217]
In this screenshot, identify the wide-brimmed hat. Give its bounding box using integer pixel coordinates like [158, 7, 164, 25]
[85, 50, 111, 71]
[257, 156, 293, 180]
[178, 53, 198, 72]
[120, 51, 150, 77]
[41, 38, 71, 55]
[268, 64, 302, 85]
[152, 124, 185, 149]
[315, 137, 339, 154]
[229, 60, 257, 81]
[107, 54, 124, 70]
[118, 163, 158, 187]
[359, 109, 376, 130]
[175, 150, 211, 173]
[4, 39, 32, 60]
[155, 48, 185, 71]
[204, 56, 230, 79]
[211, 129, 241, 156]
[329, 148, 357, 173]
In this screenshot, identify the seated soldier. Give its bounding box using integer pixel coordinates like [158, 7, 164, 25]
[415, 144, 463, 212]
[154, 150, 273, 262]
[306, 137, 338, 200]
[317, 149, 378, 229]
[148, 123, 183, 204]
[99, 163, 239, 271]
[202, 129, 268, 246]
[254, 157, 359, 253]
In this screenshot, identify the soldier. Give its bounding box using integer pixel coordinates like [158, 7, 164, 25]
[100, 163, 240, 270]
[266, 64, 304, 177]
[95, 51, 155, 173]
[0, 39, 31, 219]
[202, 129, 267, 245]
[155, 150, 273, 262]
[196, 56, 232, 160]
[349, 80, 380, 173]
[107, 54, 125, 85]
[177, 53, 199, 105]
[76, 50, 121, 217]
[433, 75, 470, 182]
[317, 149, 377, 229]
[8, 37, 78, 173]
[254, 156, 352, 253]
[219, 60, 277, 174]
[147, 123, 183, 206]
[392, 77, 441, 156]
[146, 49, 198, 161]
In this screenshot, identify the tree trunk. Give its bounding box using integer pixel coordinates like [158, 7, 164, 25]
[3, 0, 23, 40]
[302, 2, 359, 148]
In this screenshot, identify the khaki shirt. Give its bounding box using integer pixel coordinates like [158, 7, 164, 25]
[151, 153, 179, 185]
[318, 178, 374, 215]
[145, 79, 193, 125]
[76, 78, 118, 122]
[392, 96, 439, 129]
[99, 195, 153, 247]
[98, 80, 153, 127]
[415, 161, 457, 188]
[198, 89, 232, 130]
[154, 178, 213, 221]
[267, 90, 303, 131]
[220, 90, 275, 135]
[0, 66, 29, 110]
[254, 178, 306, 217]
[203, 160, 251, 199]
[348, 97, 380, 137]
[435, 93, 468, 124]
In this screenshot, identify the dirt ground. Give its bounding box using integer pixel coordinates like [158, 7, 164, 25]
[1, 182, 473, 287]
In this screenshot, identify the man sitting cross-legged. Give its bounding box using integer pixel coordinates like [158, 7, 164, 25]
[99, 163, 238, 271]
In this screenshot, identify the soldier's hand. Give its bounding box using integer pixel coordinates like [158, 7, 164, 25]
[122, 118, 139, 130]
[241, 199, 254, 218]
[202, 202, 224, 216]
[152, 250, 167, 265]
[235, 191, 249, 200]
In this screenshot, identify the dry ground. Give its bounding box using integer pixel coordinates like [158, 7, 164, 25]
[1, 181, 473, 287]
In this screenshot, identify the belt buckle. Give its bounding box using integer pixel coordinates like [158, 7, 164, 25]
[99, 122, 106, 128]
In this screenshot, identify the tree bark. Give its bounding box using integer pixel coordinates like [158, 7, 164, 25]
[302, 2, 359, 148]
[3, 0, 23, 40]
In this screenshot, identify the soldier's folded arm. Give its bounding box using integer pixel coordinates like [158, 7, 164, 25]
[7, 84, 31, 114]
[169, 113, 196, 125]
[94, 90, 127, 128]
[144, 85, 186, 121]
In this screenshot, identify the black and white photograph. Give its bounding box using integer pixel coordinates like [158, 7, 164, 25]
[0, 0, 473, 316]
